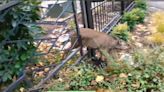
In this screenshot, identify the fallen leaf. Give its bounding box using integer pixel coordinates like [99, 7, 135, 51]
[58, 78, 63, 82]
[38, 62, 44, 66]
[119, 73, 128, 78]
[44, 68, 50, 72]
[19, 87, 25, 92]
[37, 71, 44, 77]
[96, 75, 104, 83]
[131, 82, 140, 88]
[96, 88, 113, 92]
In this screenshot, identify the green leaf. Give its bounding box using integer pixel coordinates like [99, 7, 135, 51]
[143, 74, 149, 78]
[20, 54, 28, 61]
[0, 71, 4, 76]
[12, 20, 17, 27]
[15, 63, 21, 69]
[2, 73, 10, 82]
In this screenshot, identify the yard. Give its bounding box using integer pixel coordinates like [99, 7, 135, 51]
[0, 0, 164, 92]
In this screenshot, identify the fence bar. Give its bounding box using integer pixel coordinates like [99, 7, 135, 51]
[0, 0, 20, 12]
[124, 1, 135, 12]
[29, 48, 80, 91]
[81, 0, 95, 59]
[96, 2, 101, 31]
[84, 0, 94, 29]
[101, 13, 121, 33]
[3, 72, 31, 92]
[72, 0, 83, 56]
[1, 0, 136, 91]
[72, 52, 88, 66]
[121, 0, 125, 15]
[80, 0, 88, 28]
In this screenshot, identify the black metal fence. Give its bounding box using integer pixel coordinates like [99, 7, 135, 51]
[80, 0, 134, 32]
[0, 0, 135, 91]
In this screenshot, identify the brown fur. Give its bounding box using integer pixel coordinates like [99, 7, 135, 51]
[70, 28, 121, 52]
[69, 28, 126, 62]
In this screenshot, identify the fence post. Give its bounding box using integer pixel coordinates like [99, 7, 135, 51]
[80, 0, 88, 28]
[84, 0, 94, 29]
[121, 0, 125, 15]
[112, 0, 115, 12]
[72, 0, 83, 56]
[80, 0, 96, 59]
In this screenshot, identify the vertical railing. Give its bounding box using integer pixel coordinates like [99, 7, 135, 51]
[1, 0, 84, 91]
[1, 0, 135, 91]
[80, 0, 135, 59]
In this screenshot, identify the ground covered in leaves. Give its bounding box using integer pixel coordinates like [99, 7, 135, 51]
[40, 11, 164, 92]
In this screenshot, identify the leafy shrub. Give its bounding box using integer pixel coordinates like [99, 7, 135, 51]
[0, 0, 42, 83]
[121, 0, 147, 30]
[121, 11, 138, 30]
[112, 23, 129, 41]
[121, 8, 146, 30]
[135, 0, 147, 10]
[131, 8, 146, 23]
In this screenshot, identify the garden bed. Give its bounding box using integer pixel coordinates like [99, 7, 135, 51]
[39, 1, 164, 91]
[41, 11, 164, 92]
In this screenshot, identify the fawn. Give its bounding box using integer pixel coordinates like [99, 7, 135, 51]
[70, 28, 122, 51]
[70, 28, 126, 61]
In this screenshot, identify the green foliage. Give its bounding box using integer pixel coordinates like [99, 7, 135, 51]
[47, 81, 69, 91]
[47, 46, 164, 91]
[111, 62, 164, 92]
[135, 0, 147, 10]
[121, 8, 146, 30]
[112, 23, 129, 41]
[114, 47, 164, 91]
[121, 0, 147, 30]
[121, 11, 138, 30]
[68, 20, 76, 30]
[131, 8, 146, 23]
[69, 64, 96, 90]
[0, 0, 42, 83]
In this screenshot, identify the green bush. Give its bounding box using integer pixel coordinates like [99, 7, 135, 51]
[112, 23, 130, 41]
[121, 12, 138, 30]
[121, 8, 146, 30]
[0, 0, 42, 83]
[135, 0, 147, 10]
[121, 0, 147, 30]
[131, 8, 146, 23]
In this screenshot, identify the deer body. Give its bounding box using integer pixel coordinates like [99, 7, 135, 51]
[71, 28, 120, 51]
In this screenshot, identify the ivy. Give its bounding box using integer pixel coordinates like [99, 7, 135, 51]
[0, 0, 42, 83]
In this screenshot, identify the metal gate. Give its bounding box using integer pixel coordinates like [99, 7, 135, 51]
[0, 0, 135, 91]
[80, 0, 135, 59]
[80, 0, 134, 32]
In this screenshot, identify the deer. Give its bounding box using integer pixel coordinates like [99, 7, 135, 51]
[70, 28, 127, 62]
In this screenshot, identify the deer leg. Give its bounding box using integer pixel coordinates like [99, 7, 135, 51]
[94, 48, 107, 62]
